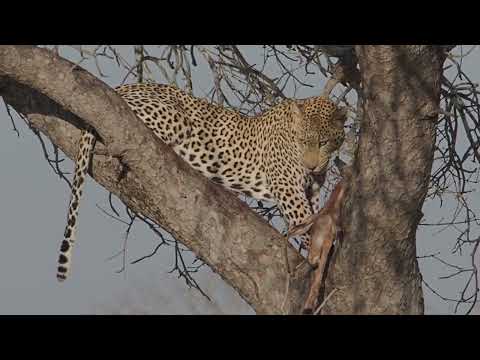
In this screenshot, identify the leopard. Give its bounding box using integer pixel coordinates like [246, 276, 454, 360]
[56, 83, 347, 281]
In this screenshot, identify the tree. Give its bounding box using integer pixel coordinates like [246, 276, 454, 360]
[0, 45, 478, 315]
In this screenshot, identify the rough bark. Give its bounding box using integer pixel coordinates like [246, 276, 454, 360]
[322, 46, 445, 314]
[0, 45, 311, 315]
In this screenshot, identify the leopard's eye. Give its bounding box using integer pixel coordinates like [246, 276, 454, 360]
[319, 140, 328, 147]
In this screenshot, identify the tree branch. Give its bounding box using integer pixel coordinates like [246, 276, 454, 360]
[0, 45, 311, 314]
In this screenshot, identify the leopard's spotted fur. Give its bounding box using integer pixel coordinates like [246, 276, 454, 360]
[56, 83, 346, 281]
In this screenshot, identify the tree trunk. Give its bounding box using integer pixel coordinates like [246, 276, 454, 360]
[322, 46, 445, 314]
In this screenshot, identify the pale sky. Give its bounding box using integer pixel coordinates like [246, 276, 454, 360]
[0, 45, 478, 314]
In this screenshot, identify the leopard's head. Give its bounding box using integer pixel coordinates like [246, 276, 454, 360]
[290, 97, 347, 173]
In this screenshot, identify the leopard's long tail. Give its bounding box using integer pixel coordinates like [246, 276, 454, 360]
[56, 129, 96, 282]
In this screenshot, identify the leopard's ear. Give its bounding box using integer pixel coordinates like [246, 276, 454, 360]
[290, 101, 305, 122]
